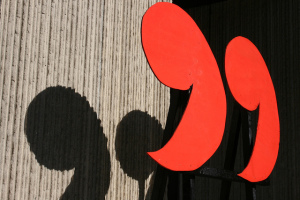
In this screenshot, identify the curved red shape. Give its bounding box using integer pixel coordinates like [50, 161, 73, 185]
[225, 36, 280, 182]
[142, 2, 226, 171]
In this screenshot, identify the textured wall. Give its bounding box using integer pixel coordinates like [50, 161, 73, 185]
[0, 0, 171, 199]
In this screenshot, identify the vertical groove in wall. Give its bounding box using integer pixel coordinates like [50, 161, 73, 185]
[1, 1, 18, 199]
[99, 0, 171, 199]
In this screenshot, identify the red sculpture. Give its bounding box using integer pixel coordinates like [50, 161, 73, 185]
[142, 2, 279, 182]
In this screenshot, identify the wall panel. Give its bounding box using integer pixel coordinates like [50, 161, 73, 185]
[0, 0, 171, 199]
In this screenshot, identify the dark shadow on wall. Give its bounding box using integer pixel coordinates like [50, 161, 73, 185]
[115, 110, 164, 200]
[24, 86, 111, 200]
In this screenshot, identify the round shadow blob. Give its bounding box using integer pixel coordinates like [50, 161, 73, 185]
[115, 110, 163, 200]
[25, 86, 110, 200]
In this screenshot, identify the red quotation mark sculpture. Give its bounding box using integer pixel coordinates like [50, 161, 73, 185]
[142, 2, 279, 183]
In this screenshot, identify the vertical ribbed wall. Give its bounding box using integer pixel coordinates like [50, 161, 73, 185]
[99, 1, 170, 199]
[0, 0, 170, 199]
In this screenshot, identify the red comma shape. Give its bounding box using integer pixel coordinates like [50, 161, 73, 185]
[142, 2, 226, 171]
[225, 36, 280, 182]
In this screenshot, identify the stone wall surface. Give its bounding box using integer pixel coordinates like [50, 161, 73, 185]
[0, 0, 171, 199]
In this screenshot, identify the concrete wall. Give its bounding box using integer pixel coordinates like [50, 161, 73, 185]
[0, 0, 171, 199]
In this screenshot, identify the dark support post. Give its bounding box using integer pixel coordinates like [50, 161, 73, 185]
[151, 90, 269, 199]
[220, 102, 242, 200]
[167, 88, 191, 200]
[183, 174, 195, 200]
[150, 89, 180, 200]
[167, 172, 181, 200]
[151, 88, 190, 200]
[241, 109, 257, 200]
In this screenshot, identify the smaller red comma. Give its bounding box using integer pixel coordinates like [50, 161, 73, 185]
[225, 36, 280, 182]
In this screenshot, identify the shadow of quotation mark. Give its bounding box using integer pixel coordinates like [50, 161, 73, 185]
[115, 110, 163, 200]
[25, 86, 111, 200]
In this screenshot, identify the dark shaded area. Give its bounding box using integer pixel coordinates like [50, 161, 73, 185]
[166, 89, 192, 200]
[173, 0, 227, 8]
[149, 88, 192, 200]
[25, 86, 110, 200]
[149, 89, 260, 200]
[178, 0, 300, 199]
[115, 110, 163, 200]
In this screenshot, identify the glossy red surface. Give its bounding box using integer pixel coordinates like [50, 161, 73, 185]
[225, 36, 280, 182]
[142, 2, 227, 171]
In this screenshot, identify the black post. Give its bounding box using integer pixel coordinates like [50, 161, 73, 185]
[151, 88, 190, 200]
[220, 102, 242, 200]
[241, 109, 257, 200]
[150, 89, 181, 200]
